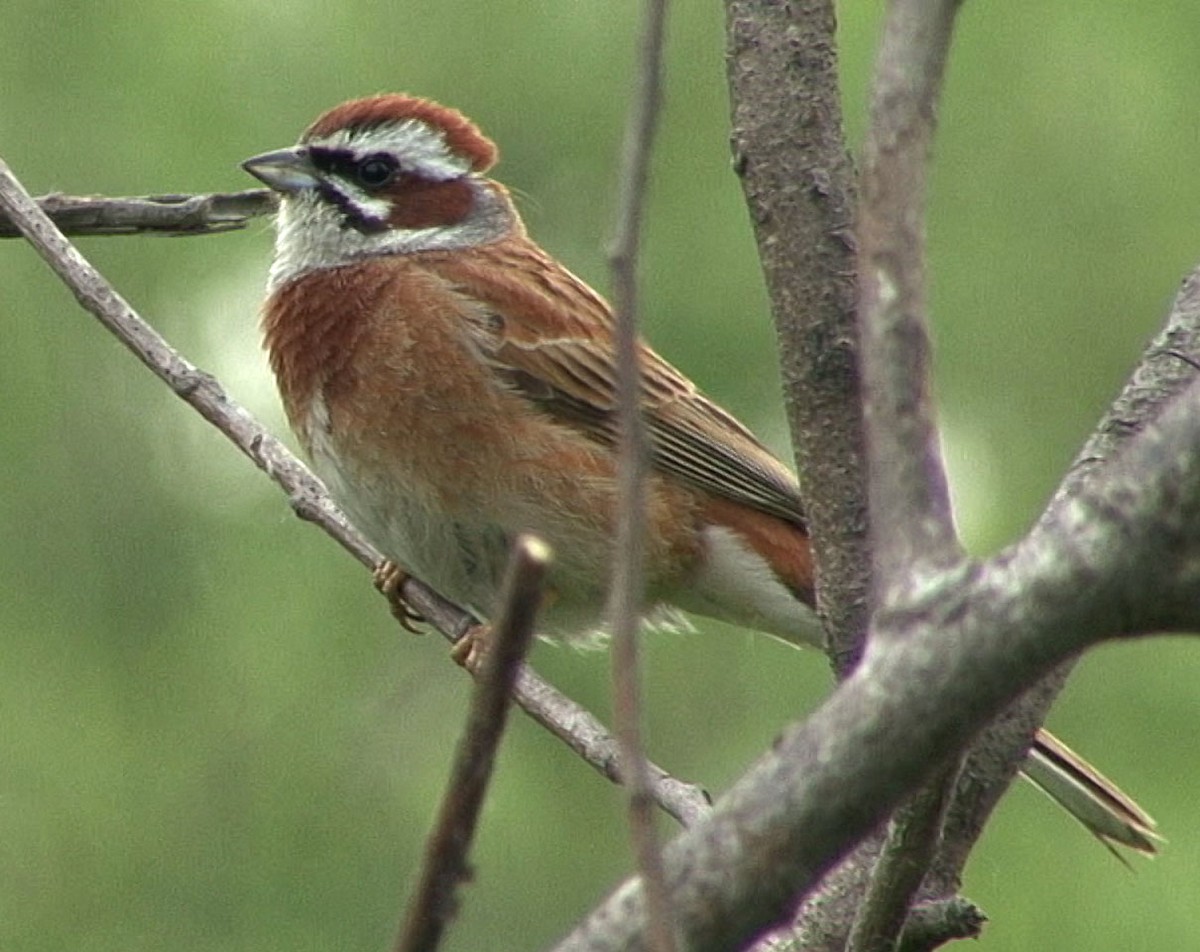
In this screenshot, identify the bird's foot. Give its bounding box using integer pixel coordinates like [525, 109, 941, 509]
[450, 623, 492, 673]
[372, 560, 425, 633]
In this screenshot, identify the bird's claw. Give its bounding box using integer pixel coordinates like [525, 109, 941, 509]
[372, 560, 425, 633]
[450, 624, 492, 673]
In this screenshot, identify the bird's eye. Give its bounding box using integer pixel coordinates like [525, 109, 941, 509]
[356, 154, 398, 188]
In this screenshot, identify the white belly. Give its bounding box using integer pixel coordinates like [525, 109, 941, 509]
[305, 402, 614, 638]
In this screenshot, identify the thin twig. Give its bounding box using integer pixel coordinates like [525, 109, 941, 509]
[896, 898, 986, 952]
[857, 0, 965, 586]
[394, 535, 550, 952]
[846, 764, 959, 952]
[0, 190, 276, 237]
[606, 0, 676, 949]
[510, 668, 710, 826]
[0, 156, 710, 828]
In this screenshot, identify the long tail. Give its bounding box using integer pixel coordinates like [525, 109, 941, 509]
[1021, 728, 1160, 858]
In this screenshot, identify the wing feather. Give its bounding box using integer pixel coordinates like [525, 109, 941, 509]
[421, 241, 807, 526]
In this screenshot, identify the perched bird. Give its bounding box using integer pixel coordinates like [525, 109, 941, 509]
[243, 93, 1157, 855]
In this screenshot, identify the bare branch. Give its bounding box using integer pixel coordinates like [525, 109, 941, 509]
[725, 0, 866, 674]
[925, 273, 1200, 884]
[394, 535, 549, 952]
[550, 253, 1200, 949]
[1021, 382, 1200, 636]
[726, 3, 971, 947]
[0, 190, 275, 237]
[896, 898, 986, 952]
[510, 669, 711, 827]
[0, 155, 710, 830]
[1032, 271, 1200, 632]
[858, 0, 965, 584]
[607, 0, 676, 947]
[846, 765, 958, 952]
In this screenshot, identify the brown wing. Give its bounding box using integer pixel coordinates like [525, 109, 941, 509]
[421, 239, 806, 526]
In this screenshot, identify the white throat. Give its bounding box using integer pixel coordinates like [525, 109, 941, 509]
[266, 181, 513, 293]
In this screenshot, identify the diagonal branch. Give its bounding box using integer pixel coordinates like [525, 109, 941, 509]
[0, 155, 710, 830]
[552, 334, 1200, 951]
[394, 535, 549, 952]
[926, 272, 1200, 886]
[1031, 271, 1200, 632]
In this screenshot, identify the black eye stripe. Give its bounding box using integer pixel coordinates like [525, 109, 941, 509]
[315, 181, 388, 235]
[308, 147, 358, 179]
[309, 148, 398, 189]
[306, 146, 397, 234]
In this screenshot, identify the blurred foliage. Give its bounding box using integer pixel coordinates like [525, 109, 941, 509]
[2, 1, 1198, 949]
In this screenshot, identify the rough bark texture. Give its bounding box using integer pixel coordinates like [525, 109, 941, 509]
[726, 0, 867, 676]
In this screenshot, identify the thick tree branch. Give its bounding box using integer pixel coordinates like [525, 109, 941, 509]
[551, 360, 1200, 951]
[726, 3, 973, 949]
[0, 156, 711, 830]
[1034, 271, 1200, 630]
[1019, 378, 1200, 636]
[725, 0, 866, 675]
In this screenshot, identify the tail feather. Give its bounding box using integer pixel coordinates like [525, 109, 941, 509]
[1021, 728, 1160, 859]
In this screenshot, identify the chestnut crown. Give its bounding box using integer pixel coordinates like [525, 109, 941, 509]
[243, 94, 517, 289]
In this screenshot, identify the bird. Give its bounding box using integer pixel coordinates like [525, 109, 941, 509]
[243, 93, 1158, 856]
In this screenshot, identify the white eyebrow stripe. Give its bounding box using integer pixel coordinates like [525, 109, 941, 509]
[310, 120, 472, 181]
[331, 180, 392, 223]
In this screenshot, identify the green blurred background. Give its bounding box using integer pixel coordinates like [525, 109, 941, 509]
[2, 1, 1197, 949]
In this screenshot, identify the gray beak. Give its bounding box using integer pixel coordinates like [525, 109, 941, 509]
[241, 148, 319, 194]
